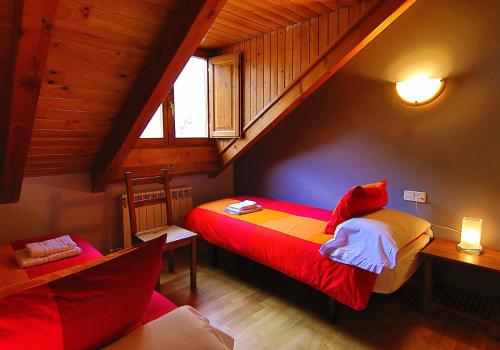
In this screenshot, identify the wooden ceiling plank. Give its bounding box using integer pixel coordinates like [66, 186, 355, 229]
[218, 10, 276, 33]
[215, 0, 416, 174]
[43, 70, 134, 94]
[30, 138, 104, 147]
[288, 0, 331, 15]
[27, 154, 95, 162]
[32, 129, 109, 139]
[70, 0, 175, 27]
[0, 0, 59, 203]
[92, 0, 227, 192]
[266, 0, 319, 18]
[36, 109, 116, 123]
[55, 1, 163, 45]
[207, 27, 249, 42]
[238, 0, 309, 23]
[226, 0, 294, 27]
[222, 3, 288, 29]
[34, 118, 113, 132]
[210, 18, 262, 38]
[317, 0, 348, 10]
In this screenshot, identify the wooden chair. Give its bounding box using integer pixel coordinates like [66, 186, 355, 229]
[124, 169, 173, 241]
[124, 168, 197, 288]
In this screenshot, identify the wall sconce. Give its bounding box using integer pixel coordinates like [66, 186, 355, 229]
[396, 76, 446, 105]
[457, 217, 483, 254]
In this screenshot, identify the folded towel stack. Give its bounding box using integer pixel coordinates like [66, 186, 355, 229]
[224, 200, 262, 215]
[15, 235, 82, 269]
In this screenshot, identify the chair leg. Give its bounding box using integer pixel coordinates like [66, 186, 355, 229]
[167, 251, 174, 273]
[328, 298, 337, 324]
[212, 245, 219, 267]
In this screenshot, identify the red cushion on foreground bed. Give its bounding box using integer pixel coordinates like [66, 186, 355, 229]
[0, 235, 165, 350]
[325, 180, 388, 234]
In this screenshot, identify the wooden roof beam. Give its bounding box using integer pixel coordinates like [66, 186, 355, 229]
[0, 0, 59, 203]
[91, 0, 227, 192]
[215, 0, 416, 175]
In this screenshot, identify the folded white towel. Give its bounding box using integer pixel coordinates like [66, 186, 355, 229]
[25, 235, 77, 258]
[228, 200, 258, 211]
[14, 246, 82, 269]
[224, 205, 262, 215]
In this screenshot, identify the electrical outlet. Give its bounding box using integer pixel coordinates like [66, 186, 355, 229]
[403, 190, 427, 203]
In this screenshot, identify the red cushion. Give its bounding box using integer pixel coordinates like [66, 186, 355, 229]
[0, 235, 165, 350]
[325, 180, 388, 234]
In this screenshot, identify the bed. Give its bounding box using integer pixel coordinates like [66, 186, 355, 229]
[0, 234, 176, 323]
[0, 234, 234, 350]
[184, 196, 431, 311]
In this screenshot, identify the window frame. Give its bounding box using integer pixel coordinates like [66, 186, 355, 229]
[137, 53, 213, 149]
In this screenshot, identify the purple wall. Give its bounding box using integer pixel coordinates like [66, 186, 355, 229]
[235, 0, 500, 249]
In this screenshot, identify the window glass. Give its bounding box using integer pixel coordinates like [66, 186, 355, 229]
[140, 104, 163, 138]
[173, 57, 208, 138]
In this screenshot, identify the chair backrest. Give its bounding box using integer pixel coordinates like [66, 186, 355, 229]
[124, 169, 173, 241]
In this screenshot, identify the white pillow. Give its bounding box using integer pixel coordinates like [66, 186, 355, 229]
[104, 306, 234, 350]
[319, 208, 432, 274]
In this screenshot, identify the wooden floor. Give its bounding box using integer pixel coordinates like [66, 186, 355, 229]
[160, 250, 499, 350]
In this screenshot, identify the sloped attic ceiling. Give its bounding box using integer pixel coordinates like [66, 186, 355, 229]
[0, 0, 415, 202]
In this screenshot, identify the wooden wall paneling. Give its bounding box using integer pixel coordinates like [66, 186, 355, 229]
[277, 29, 286, 94]
[115, 146, 221, 181]
[244, 39, 252, 126]
[319, 13, 329, 53]
[250, 37, 257, 119]
[292, 23, 301, 80]
[339, 6, 349, 31]
[309, 17, 319, 62]
[328, 9, 339, 45]
[270, 31, 278, 99]
[256, 35, 264, 112]
[301, 19, 310, 71]
[285, 26, 293, 86]
[349, 1, 361, 23]
[0, 0, 59, 203]
[214, 0, 417, 173]
[263, 33, 271, 105]
[92, 0, 227, 192]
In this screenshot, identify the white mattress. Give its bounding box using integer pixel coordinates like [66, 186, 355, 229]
[373, 232, 431, 294]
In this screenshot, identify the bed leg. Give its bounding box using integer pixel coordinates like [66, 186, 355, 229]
[328, 298, 337, 324]
[212, 245, 219, 267]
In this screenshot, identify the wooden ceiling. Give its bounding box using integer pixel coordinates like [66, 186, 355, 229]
[28, 0, 176, 178]
[0, 0, 415, 201]
[201, 0, 356, 49]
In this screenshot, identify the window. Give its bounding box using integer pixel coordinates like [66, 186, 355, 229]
[173, 57, 208, 138]
[140, 56, 209, 143]
[140, 105, 164, 139]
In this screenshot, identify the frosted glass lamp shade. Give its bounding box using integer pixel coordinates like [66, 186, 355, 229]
[457, 217, 483, 254]
[396, 77, 446, 105]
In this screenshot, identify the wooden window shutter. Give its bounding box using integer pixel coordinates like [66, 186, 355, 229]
[208, 52, 241, 138]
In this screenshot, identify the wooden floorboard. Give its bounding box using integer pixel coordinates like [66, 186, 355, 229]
[160, 249, 498, 350]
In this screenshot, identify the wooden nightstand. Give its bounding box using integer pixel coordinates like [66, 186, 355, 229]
[421, 238, 499, 332]
[136, 225, 198, 289]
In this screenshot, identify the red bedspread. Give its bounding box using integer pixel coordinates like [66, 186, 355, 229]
[4, 235, 176, 323]
[184, 196, 377, 310]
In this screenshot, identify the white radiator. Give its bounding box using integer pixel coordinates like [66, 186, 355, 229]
[121, 186, 193, 247]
